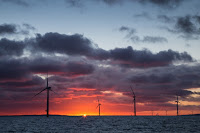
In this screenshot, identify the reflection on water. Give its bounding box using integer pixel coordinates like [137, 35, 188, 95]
[0, 116, 199, 133]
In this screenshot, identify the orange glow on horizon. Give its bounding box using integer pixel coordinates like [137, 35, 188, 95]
[1, 87, 199, 116]
[83, 114, 87, 118]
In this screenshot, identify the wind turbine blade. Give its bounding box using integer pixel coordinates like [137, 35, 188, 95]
[32, 88, 46, 99]
[50, 88, 57, 94]
[130, 86, 135, 95]
[96, 105, 99, 109]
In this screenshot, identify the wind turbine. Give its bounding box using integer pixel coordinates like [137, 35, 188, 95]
[96, 99, 101, 116]
[175, 95, 180, 116]
[33, 73, 55, 117]
[130, 86, 136, 116]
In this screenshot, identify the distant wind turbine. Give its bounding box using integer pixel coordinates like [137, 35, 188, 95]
[130, 86, 136, 116]
[175, 95, 180, 116]
[33, 73, 55, 117]
[96, 99, 101, 116]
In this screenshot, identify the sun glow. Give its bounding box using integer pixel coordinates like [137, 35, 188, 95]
[83, 114, 87, 118]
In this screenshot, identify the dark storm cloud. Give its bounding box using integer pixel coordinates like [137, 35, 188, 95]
[0, 57, 30, 81]
[63, 62, 200, 106]
[0, 30, 198, 111]
[129, 64, 200, 89]
[0, 24, 17, 35]
[30, 32, 110, 60]
[122, 64, 200, 105]
[0, 50, 199, 112]
[0, 0, 29, 6]
[0, 38, 25, 57]
[0, 76, 44, 89]
[28, 57, 95, 76]
[129, 73, 175, 84]
[30, 32, 191, 68]
[0, 31, 192, 68]
[0, 56, 95, 82]
[64, 61, 95, 76]
[109, 46, 192, 67]
[0, 30, 194, 70]
[119, 26, 168, 43]
[33, 32, 93, 56]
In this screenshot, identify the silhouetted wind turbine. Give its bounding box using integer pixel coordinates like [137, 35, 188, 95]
[152, 110, 154, 116]
[175, 95, 180, 116]
[130, 86, 136, 116]
[33, 73, 55, 117]
[96, 99, 101, 116]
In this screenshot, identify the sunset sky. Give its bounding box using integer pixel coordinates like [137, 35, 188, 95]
[0, 0, 200, 116]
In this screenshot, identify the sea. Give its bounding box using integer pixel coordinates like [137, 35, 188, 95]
[0, 116, 199, 133]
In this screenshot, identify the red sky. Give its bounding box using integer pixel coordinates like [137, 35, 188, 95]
[1, 87, 199, 116]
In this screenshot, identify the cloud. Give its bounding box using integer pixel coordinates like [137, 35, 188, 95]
[0, 31, 192, 68]
[98, 0, 184, 8]
[109, 46, 192, 67]
[134, 12, 152, 20]
[63, 0, 185, 9]
[193, 15, 200, 23]
[0, 24, 17, 35]
[29, 32, 110, 60]
[0, 23, 35, 36]
[0, 30, 198, 114]
[119, 26, 136, 38]
[29, 57, 95, 77]
[28, 32, 192, 68]
[0, 0, 29, 7]
[0, 38, 25, 57]
[119, 26, 168, 43]
[98, 0, 123, 5]
[0, 57, 30, 81]
[0, 55, 95, 82]
[157, 15, 175, 23]
[99, 0, 184, 8]
[140, 36, 168, 43]
[124, 64, 200, 105]
[176, 15, 199, 34]
[138, 0, 183, 8]
[162, 15, 200, 40]
[65, 0, 84, 8]
[32, 32, 94, 56]
[0, 76, 44, 90]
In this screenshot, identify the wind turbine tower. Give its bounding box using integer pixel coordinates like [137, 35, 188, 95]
[130, 86, 136, 116]
[33, 73, 55, 117]
[96, 99, 101, 116]
[175, 95, 180, 116]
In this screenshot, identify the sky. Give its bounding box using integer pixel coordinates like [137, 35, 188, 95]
[0, 0, 200, 116]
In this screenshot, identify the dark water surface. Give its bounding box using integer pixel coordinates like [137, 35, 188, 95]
[0, 116, 199, 133]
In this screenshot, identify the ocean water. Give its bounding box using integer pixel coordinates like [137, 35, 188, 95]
[0, 116, 199, 133]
